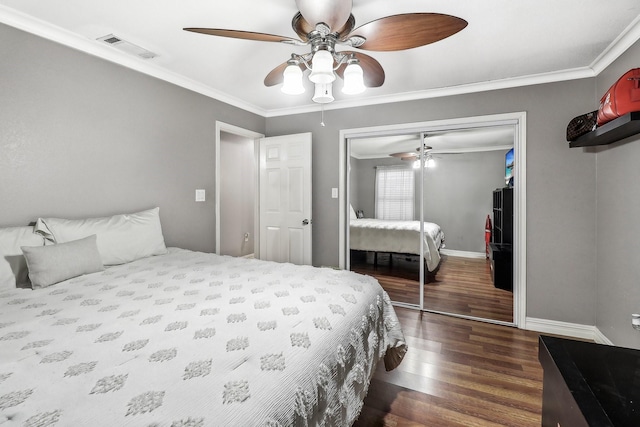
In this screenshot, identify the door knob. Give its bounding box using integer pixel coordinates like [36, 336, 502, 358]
[302, 219, 309, 225]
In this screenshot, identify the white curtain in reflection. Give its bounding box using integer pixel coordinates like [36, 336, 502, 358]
[375, 165, 414, 220]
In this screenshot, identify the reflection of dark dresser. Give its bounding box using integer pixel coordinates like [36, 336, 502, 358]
[490, 187, 513, 291]
[489, 243, 512, 291]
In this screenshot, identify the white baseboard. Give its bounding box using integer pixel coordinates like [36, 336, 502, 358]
[593, 328, 614, 345]
[440, 249, 486, 259]
[525, 317, 613, 344]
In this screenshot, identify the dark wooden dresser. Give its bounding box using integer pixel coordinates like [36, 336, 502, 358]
[538, 335, 640, 427]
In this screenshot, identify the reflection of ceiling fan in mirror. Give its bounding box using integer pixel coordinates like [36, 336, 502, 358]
[389, 144, 432, 161]
[390, 144, 437, 168]
[184, 0, 467, 104]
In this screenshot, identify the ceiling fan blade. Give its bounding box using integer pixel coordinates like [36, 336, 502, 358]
[336, 14, 356, 39]
[291, 13, 313, 41]
[295, 0, 352, 32]
[390, 152, 417, 159]
[292, 12, 355, 40]
[335, 51, 385, 87]
[183, 28, 302, 45]
[264, 61, 306, 87]
[349, 13, 467, 51]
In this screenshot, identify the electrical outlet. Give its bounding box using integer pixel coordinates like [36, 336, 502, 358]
[195, 189, 206, 202]
[244, 232, 249, 242]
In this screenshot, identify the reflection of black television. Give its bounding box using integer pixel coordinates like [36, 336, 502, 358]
[505, 148, 514, 187]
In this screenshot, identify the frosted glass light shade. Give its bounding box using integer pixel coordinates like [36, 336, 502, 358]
[309, 50, 336, 84]
[312, 83, 334, 104]
[281, 64, 305, 95]
[413, 157, 437, 168]
[342, 62, 365, 94]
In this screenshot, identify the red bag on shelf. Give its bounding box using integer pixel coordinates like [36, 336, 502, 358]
[597, 68, 640, 126]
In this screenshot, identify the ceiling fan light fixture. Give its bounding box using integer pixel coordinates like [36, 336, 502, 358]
[342, 60, 365, 95]
[312, 82, 334, 104]
[413, 155, 436, 169]
[309, 50, 336, 84]
[281, 63, 305, 95]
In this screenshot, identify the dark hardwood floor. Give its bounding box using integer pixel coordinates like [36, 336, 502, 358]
[354, 308, 544, 426]
[351, 253, 514, 323]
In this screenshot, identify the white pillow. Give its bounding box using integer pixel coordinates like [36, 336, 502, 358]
[22, 235, 104, 289]
[350, 204, 357, 220]
[0, 226, 45, 290]
[35, 207, 167, 266]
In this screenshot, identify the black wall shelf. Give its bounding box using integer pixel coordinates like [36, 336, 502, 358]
[570, 111, 640, 148]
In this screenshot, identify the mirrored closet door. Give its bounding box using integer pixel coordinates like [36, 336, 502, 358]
[349, 134, 424, 307]
[347, 126, 515, 324]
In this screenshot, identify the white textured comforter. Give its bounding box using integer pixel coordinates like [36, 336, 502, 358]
[0, 248, 406, 426]
[350, 219, 445, 272]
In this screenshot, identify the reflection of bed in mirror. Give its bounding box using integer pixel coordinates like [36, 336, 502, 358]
[349, 217, 445, 282]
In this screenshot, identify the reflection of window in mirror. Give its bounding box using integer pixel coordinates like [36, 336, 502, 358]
[356, 210, 364, 219]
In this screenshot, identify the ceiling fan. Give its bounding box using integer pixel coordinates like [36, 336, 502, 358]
[184, 0, 467, 103]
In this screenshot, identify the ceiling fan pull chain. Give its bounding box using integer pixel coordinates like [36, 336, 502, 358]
[321, 104, 326, 126]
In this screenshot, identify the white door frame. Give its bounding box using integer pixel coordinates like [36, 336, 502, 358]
[339, 112, 527, 327]
[215, 122, 265, 256]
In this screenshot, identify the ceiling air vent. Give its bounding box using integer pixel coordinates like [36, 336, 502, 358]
[97, 34, 157, 60]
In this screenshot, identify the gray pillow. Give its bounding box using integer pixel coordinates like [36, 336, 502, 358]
[0, 226, 46, 290]
[22, 235, 104, 289]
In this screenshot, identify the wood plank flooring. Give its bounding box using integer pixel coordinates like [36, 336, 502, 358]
[353, 309, 544, 427]
[351, 253, 514, 323]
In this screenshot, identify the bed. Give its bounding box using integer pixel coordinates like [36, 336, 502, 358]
[0, 208, 407, 426]
[349, 217, 445, 277]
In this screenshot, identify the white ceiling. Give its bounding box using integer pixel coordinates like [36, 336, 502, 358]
[2, 1, 640, 117]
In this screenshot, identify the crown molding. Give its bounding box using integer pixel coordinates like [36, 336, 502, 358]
[2, 4, 639, 119]
[265, 67, 595, 117]
[590, 13, 640, 74]
[266, 15, 640, 117]
[0, 5, 268, 117]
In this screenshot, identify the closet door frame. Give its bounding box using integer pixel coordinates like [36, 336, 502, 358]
[339, 112, 527, 327]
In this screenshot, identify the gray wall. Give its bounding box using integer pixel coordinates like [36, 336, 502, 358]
[594, 40, 640, 348]
[0, 23, 265, 253]
[348, 156, 362, 214]
[350, 156, 404, 219]
[350, 151, 506, 253]
[267, 78, 598, 328]
[220, 132, 255, 257]
[422, 151, 507, 253]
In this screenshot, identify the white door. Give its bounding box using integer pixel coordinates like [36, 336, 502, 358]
[259, 133, 312, 265]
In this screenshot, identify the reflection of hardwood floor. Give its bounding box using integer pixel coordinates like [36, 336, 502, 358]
[351, 253, 514, 323]
[353, 308, 543, 427]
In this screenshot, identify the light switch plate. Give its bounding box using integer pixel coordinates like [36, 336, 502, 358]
[195, 189, 206, 202]
[331, 188, 338, 198]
